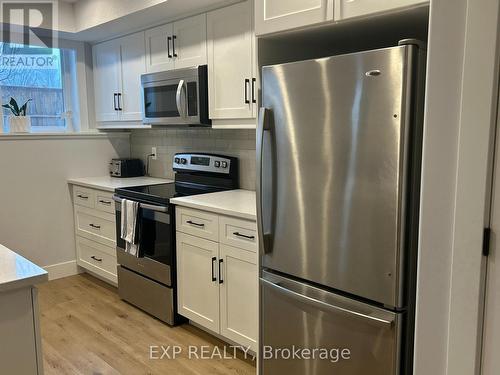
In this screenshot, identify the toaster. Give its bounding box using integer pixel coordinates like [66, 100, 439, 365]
[109, 159, 144, 178]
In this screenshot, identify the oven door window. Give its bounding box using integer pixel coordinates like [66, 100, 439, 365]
[139, 208, 173, 266]
[144, 84, 179, 118]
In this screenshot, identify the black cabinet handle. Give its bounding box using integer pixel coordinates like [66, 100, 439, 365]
[77, 194, 89, 199]
[89, 223, 101, 230]
[91, 256, 103, 262]
[113, 93, 118, 110]
[244, 79, 250, 104]
[167, 36, 172, 58]
[99, 200, 112, 205]
[219, 259, 224, 284]
[187, 220, 204, 227]
[251, 78, 256, 103]
[233, 232, 255, 240]
[117, 93, 123, 111]
[211, 257, 217, 282]
[172, 35, 177, 57]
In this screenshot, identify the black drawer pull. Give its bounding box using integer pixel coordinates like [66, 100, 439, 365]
[211, 257, 217, 282]
[99, 200, 112, 205]
[233, 232, 255, 240]
[77, 194, 89, 199]
[244, 78, 250, 104]
[91, 255, 103, 262]
[187, 220, 204, 228]
[89, 223, 101, 229]
[219, 259, 224, 284]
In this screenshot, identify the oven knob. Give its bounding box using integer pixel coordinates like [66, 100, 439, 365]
[174, 157, 180, 164]
[181, 158, 187, 165]
[214, 161, 221, 168]
[221, 161, 228, 168]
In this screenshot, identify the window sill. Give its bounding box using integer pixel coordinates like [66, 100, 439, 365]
[0, 132, 130, 140]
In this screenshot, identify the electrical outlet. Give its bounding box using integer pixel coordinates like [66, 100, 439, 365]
[151, 147, 157, 160]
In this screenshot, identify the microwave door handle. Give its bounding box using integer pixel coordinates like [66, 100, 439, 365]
[176, 79, 187, 118]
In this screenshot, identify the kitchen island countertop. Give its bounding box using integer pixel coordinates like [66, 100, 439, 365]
[0, 244, 48, 292]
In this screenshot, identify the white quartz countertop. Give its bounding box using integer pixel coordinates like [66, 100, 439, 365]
[171, 189, 256, 221]
[0, 244, 48, 292]
[68, 176, 172, 192]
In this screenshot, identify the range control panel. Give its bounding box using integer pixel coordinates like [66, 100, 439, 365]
[173, 153, 232, 174]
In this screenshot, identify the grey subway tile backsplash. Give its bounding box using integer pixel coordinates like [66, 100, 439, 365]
[130, 129, 256, 190]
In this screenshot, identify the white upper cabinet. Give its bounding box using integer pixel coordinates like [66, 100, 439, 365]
[93, 40, 121, 122]
[334, 0, 428, 20]
[145, 23, 174, 73]
[255, 0, 334, 36]
[93, 31, 146, 123]
[207, 0, 256, 121]
[173, 14, 208, 69]
[145, 14, 207, 73]
[119, 32, 147, 121]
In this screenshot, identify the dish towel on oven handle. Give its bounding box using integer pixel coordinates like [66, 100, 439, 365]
[121, 199, 140, 257]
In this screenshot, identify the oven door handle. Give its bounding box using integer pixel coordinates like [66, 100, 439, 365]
[176, 79, 187, 118]
[113, 196, 169, 213]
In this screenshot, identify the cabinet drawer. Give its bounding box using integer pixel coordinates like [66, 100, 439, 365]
[73, 186, 95, 208]
[176, 207, 219, 242]
[76, 236, 117, 283]
[75, 206, 116, 247]
[95, 191, 115, 214]
[219, 216, 257, 252]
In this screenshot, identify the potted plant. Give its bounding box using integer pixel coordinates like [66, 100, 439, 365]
[2, 97, 32, 133]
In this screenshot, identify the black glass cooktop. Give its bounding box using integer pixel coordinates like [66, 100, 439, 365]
[115, 183, 227, 206]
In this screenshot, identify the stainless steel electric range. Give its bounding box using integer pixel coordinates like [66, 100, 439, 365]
[113, 153, 239, 325]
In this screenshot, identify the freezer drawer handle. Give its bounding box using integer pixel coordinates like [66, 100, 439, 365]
[261, 278, 393, 328]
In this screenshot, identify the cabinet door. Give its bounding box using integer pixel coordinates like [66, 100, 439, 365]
[145, 23, 174, 73]
[207, 1, 255, 120]
[219, 244, 258, 351]
[255, 0, 333, 36]
[177, 232, 220, 332]
[119, 32, 146, 121]
[334, 0, 427, 20]
[173, 14, 207, 69]
[93, 39, 121, 122]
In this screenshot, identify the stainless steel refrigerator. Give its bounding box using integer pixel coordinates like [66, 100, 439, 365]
[257, 40, 426, 375]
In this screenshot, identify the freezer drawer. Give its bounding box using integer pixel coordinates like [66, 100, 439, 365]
[260, 271, 402, 375]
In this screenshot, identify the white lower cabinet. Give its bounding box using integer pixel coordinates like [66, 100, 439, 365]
[72, 184, 118, 285]
[176, 232, 220, 332]
[219, 244, 258, 351]
[176, 207, 258, 351]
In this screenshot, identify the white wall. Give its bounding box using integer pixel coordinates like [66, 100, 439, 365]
[72, 0, 166, 31]
[414, 0, 500, 374]
[0, 135, 129, 275]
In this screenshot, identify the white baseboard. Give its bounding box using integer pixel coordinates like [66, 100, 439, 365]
[44, 260, 82, 280]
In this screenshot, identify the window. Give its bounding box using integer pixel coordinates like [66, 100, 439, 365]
[0, 43, 80, 133]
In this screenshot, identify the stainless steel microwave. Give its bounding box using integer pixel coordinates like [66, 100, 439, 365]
[141, 65, 211, 126]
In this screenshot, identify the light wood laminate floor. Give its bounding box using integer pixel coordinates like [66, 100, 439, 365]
[38, 274, 256, 375]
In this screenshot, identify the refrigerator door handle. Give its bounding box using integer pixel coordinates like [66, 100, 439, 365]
[261, 278, 394, 328]
[257, 107, 272, 254]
